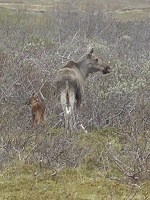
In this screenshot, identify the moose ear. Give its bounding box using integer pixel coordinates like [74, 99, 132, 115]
[89, 48, 94, 54]
[86, 48, 94, 58]
[32, 92, 38, 99]
[31, 92, 35, 97]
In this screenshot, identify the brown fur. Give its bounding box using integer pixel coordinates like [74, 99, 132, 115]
[56, 50, 110, 109]
[56, 61, 83, 109]
[55, 48, 110, 133]
[29, 93, 45, 127]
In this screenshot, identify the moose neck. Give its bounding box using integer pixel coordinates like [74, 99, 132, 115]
[77, 60, 91, 80]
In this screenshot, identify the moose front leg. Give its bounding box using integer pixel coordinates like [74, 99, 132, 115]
[32, 112, 35, 127]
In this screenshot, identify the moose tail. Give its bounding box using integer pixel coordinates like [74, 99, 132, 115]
[65, 81, 71, 115]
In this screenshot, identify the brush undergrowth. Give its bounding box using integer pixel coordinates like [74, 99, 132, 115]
[1, 162, 150, 200]
[0, 129, 150, 200]
[0, 163, 150, 200]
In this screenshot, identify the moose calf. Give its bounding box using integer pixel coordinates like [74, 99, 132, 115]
[29, 93, 45, 127]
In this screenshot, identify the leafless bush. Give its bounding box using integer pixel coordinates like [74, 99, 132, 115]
[107, 129, 150, 183]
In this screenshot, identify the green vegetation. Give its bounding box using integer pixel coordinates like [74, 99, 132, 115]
[113, 8, 150, 21]
[0, 129, 150, 199]
[0, 0, 150, 20]
[1, 157, 150, 199]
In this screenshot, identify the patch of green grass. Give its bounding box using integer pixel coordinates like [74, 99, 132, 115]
[113, 8, 150, 21]
[0, 163, 150, 199]
[0, 128, 150, 199]
[0, 0, 150, 11]
[0, 0, 150, 21]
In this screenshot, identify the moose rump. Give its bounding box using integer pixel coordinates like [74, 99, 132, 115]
[56, 65, 84, 133]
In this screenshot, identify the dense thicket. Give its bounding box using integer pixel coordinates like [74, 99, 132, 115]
[0, 5, 150, 181]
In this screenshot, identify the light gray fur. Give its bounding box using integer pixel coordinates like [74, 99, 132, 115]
[55, 48, 110, 133]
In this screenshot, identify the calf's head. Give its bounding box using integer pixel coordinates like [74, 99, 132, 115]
[29, 93, 39, 105]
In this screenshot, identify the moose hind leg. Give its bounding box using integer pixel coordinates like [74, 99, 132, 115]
[32, 112, 35, 127]
[68, 90, 76, 132]
[37, 111, 41, 126]
[61, 91, 69, 133]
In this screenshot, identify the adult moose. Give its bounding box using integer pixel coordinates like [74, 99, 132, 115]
[56, 48, 110, 133]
